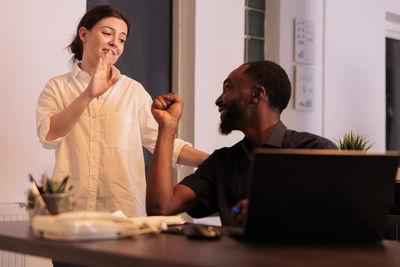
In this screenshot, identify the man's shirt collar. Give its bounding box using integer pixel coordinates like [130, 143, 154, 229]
[263, 120, 287, 148]
[241, 120, 287, 159]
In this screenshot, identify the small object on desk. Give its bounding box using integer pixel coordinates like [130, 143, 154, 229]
[41, 193, 69, 215]
[231, 207, 241, 214]
[46, 178, 53, 193]
[184, 224, 222, 240]
[29, 174, 47, 210]
[41, 173, 48, 193]
[56, 176, 70, 193]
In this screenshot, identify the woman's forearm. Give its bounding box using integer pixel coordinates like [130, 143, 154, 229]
[177, 145, 209, 167]
[46, 90, 93, 141]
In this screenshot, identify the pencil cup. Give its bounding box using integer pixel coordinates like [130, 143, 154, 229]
[42, 193, 69, 215]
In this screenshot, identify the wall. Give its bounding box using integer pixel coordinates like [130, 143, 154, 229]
[0, 1, 86, 266]
[193, 0, 245, 153]
[324, 0, 386, 150]
[266, 0, 400, 150]
[0, 0, 85, 200]
[387, 0, 400, 16]
[266, 0, 325, 136]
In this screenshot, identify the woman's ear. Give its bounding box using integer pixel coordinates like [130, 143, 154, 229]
[78, 27, 88, 42]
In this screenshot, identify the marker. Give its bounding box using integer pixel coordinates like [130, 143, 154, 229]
[231, 207, 241, 215]
[29, 174, 47, 210]
[56, 176, 70, 193]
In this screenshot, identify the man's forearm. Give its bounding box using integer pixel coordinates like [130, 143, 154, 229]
[146, 125, 176, 215]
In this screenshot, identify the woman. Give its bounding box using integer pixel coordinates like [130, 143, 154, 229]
[36, 5, 208, 218]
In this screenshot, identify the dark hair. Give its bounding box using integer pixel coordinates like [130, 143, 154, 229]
[243, 60, 291, 113]
[68, 5, 130, 62]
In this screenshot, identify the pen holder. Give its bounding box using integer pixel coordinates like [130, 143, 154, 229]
[42, 193, 69, 215]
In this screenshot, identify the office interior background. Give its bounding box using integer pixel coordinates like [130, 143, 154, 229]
[0, 0, 400, 266]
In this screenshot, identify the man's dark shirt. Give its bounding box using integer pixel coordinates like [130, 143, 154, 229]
[179, 121, 338, 226]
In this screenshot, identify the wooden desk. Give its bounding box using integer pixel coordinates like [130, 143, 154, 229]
[1, 221, 400, 267]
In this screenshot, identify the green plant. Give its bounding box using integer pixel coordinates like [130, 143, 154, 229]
[335, 130, 374, 151]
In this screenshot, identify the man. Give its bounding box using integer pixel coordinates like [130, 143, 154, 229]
[147, 60, 337, 226]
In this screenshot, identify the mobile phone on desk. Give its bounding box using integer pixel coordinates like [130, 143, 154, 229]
[162, 224, 187, 235]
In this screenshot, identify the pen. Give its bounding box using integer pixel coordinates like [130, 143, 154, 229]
[56, 176, 70, 193]
[231, 207, 241, 215]
[29, 174, 42, 194]
[46, 178, 53, 194]
[41, 173, 48, 193]
[29, 174, 47, 210]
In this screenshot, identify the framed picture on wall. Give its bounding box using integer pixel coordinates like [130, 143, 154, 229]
[294, 64, 314, 111]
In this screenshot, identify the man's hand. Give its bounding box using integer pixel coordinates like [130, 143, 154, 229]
[232, 198, 249, 226]
[151, 93, 183, 130]
[86, 51, 119, 99]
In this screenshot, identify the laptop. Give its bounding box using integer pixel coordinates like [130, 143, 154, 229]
[242, 148, 399, 243]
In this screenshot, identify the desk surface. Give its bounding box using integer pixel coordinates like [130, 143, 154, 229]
[2, 221, 400, 267]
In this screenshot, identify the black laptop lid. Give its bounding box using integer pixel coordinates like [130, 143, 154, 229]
[244, 149, 399, 243]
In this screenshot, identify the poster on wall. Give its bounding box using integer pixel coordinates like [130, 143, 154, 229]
[294, 18, 315, 65]
[294, 65, 314, 111]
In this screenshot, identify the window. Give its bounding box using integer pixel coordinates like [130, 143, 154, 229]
[244, 0, 265, 62]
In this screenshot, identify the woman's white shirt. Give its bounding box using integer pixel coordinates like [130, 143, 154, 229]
[36, 64, 190, 217]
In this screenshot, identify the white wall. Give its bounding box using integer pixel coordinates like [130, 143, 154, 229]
[324, 0, 386, 150]
[387, 0, 400, 16]
[266, 0, 400, 150]
[266, 0, 325, 136]
[0, 1, 85, 203]
[0, 1, 85, 266]
[193, 0, 245, 153]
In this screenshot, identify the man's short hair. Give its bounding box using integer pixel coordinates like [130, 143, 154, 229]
[243, 60, 291, 113]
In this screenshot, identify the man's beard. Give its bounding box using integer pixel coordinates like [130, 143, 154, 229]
[219, 100, 246, 135]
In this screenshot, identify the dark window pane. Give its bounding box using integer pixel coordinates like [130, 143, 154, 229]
[87, 0, 172, 99]
[247, 38, 264, 62]
[248, 0, 265, 10]
[386, 38, 400, 152]
[248, 10, 264, 37]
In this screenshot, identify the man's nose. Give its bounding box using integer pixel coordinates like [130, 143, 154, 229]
[215, 95, 222, 106]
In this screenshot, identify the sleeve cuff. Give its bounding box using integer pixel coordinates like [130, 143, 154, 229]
[172, 138, 192, 169]
[38, 117, 63, 149]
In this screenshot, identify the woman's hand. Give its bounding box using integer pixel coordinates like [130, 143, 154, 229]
[86, 51, 119, 99]
[151, 93, 183, 131]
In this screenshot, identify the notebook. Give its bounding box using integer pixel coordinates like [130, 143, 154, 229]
[242, 148, 399, 243]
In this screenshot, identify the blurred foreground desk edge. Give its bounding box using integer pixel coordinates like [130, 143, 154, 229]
[2, 221, 400, 267]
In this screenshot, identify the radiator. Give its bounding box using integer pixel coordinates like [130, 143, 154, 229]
[0, 202, 27, 267]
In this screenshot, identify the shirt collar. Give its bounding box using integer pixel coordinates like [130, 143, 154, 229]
[263, 120, 287, 148]
[70, 63, 121, 99]
[240, 120, 287, 159]
[71, 62, 121, 82]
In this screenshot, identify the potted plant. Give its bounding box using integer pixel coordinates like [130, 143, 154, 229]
[335, 130, 374, 151]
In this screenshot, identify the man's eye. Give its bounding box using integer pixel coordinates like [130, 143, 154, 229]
[102, 32, 111, 36]
[120, 39, 126, 44]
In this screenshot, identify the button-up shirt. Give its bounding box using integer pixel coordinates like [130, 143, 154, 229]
[36, 64, 189, 217]
[180, 121, 337, 226]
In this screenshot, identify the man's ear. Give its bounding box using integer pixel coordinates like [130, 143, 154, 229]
[251, 86, 266, 103]
[78, 27, 88, 42]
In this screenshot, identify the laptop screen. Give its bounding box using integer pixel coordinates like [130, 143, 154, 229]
[244, 149, 399, 243]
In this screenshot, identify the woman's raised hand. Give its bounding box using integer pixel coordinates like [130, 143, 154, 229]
[86, 51, 119, 99]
